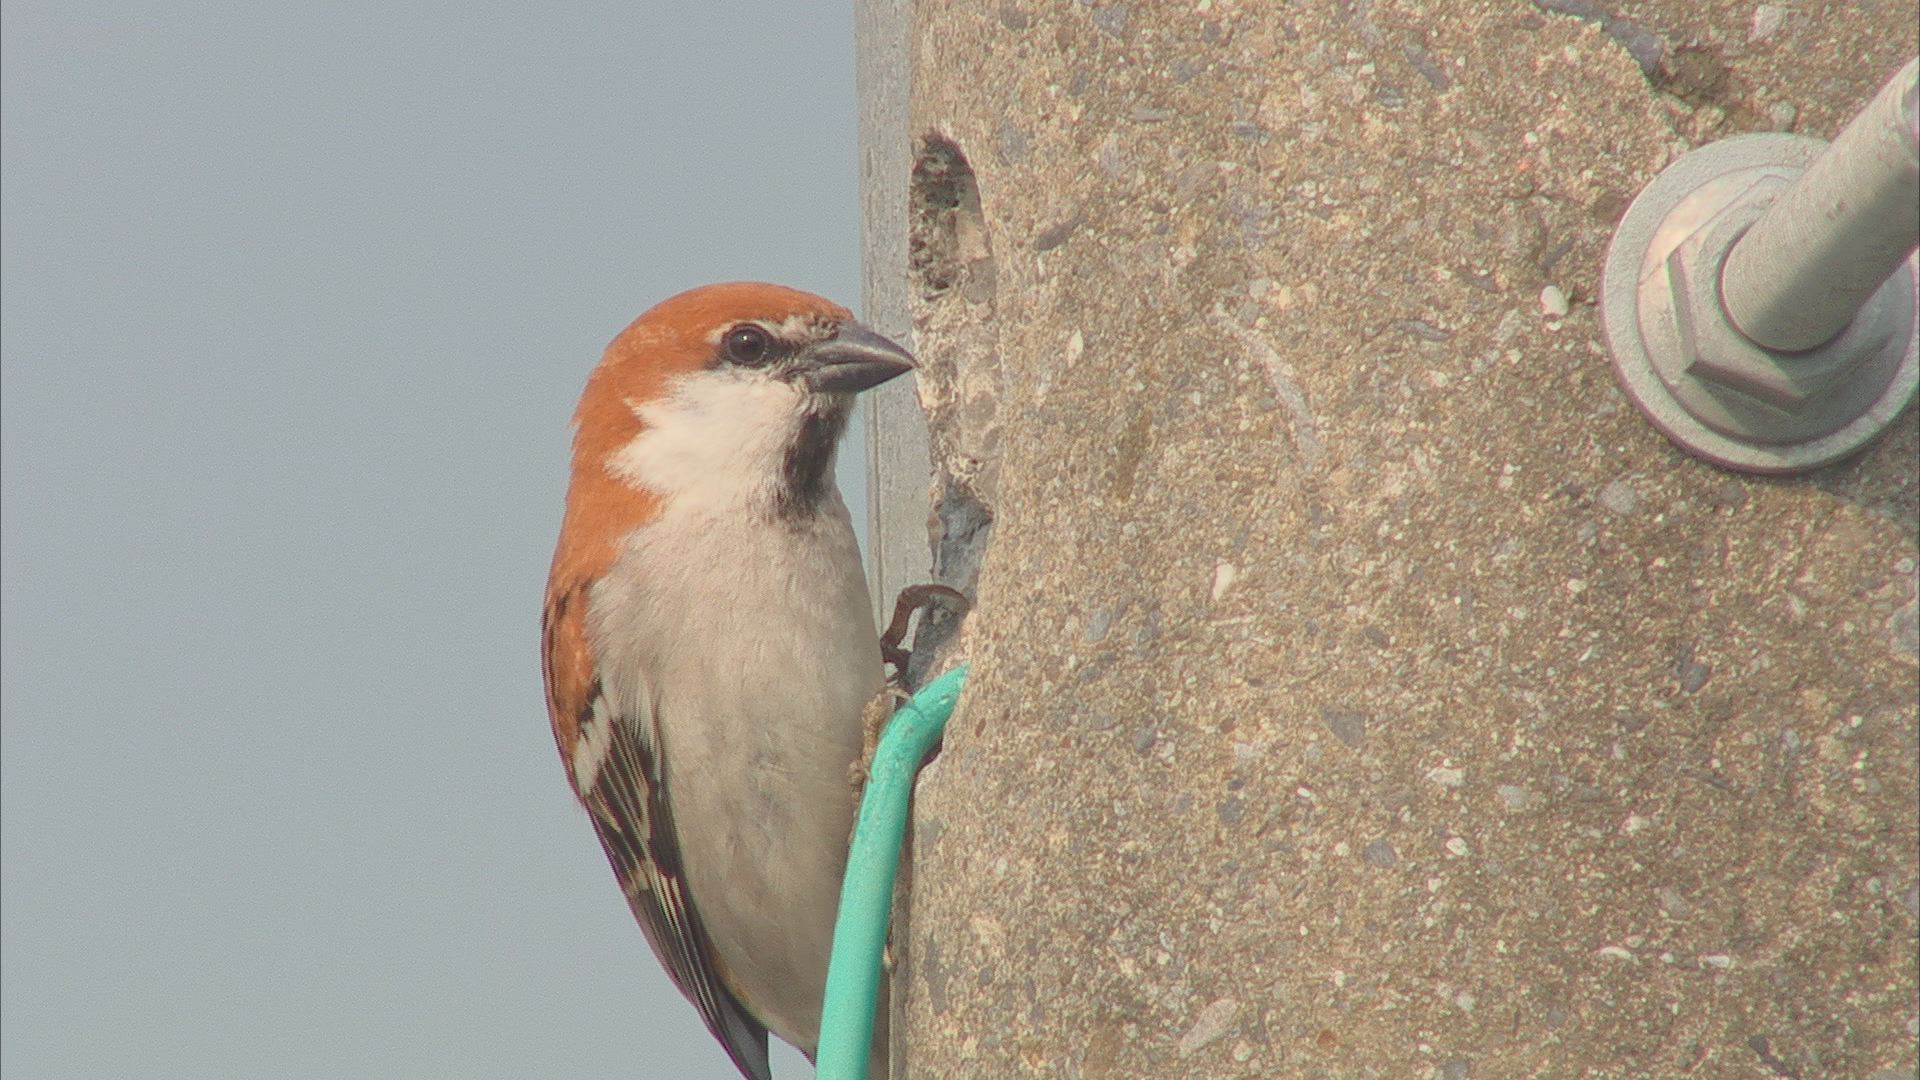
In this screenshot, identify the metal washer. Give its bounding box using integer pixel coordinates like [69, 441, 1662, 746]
[1599, 133, 1920, 474]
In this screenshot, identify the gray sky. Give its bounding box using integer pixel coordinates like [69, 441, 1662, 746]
[2, 4, 869, 1077]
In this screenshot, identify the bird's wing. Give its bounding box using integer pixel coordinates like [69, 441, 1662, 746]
[542, 580, 773, 1080]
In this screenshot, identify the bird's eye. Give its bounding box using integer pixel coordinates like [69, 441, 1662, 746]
[723, 324, 772, 366]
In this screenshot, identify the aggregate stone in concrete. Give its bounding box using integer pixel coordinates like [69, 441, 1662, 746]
[891, 2, 1919, 1077]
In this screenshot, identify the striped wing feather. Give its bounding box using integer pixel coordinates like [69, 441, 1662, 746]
[542, 584, 772, 1080]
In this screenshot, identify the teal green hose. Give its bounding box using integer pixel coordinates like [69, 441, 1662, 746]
[815, 664, 968, 1080]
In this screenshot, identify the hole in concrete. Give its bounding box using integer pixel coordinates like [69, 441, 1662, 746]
[903, 480, 991, 688]
[910, 135, 990, 302]
[901, 134, 998, 685]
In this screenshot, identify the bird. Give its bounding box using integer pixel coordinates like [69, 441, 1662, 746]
[540, 282, 914, 1079]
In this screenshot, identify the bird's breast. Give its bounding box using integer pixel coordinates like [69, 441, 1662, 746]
[588, 493, 883, 1048]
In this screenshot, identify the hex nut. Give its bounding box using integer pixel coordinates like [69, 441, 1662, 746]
[1643, 173, 1912, 443]
[1603, 131, 1919, 472]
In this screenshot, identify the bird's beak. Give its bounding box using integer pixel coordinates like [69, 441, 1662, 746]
[799, 323, 916, 394]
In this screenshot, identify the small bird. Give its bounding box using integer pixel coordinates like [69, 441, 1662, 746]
[541, 283, 914, 1079]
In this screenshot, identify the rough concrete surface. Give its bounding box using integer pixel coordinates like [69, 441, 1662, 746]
[891, 1, 1919, 1078]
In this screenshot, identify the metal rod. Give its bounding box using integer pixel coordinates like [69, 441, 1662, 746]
[1720, 58, 1920, 352]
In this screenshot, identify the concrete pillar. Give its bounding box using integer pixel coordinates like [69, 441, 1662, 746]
[868, 3, 1918, 1077]
[858, 0, 934, 630]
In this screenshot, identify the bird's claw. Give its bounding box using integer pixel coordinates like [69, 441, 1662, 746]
[879, 583, 969, 680]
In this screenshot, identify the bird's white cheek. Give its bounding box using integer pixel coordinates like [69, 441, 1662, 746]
[606, 373, 803, 505]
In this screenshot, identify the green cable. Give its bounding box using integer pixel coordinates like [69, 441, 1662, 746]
[815, 664, 969, 1079]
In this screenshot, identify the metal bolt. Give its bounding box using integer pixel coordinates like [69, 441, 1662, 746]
[1601, 59, 1919, 474]
[1722, 59, 1920, 352]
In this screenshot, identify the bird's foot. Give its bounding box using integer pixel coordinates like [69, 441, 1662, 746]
[879, 583, 969, 680]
